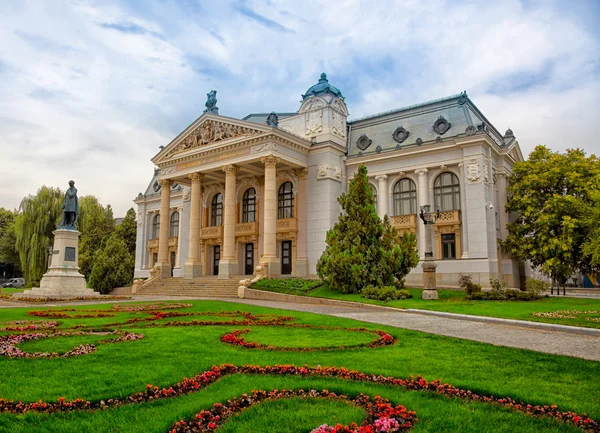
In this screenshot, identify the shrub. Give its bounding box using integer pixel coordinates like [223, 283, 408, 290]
[459, 274, 482, 297]
[250, 278, 322, 295]
[361, 285, 412, 302]
[526, 278, 550, 297]
[88, 235, 134, 294]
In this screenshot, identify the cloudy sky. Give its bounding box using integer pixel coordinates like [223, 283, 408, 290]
[0, 0, 598, 216]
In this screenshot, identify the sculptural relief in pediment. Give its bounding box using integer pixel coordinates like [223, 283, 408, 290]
[165, 120, 264, 158]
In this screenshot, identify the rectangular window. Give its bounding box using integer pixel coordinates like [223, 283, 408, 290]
[441, 234, 456, 259]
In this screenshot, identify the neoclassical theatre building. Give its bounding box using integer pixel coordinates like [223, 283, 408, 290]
[134, 73, 525, 287]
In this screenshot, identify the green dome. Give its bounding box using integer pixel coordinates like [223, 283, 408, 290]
[302, 72, 344, 100]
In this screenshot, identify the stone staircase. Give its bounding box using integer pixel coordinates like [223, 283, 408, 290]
[137, 277, 239, 298]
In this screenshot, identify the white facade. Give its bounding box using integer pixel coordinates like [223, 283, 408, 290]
[134, 74, 524, 288]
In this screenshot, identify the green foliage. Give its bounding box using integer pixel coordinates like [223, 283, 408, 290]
[0, 208, 20, 276]
[458, 274, 482, 297]
[115, 208, 137, 257]
[317, 164, 419, 293]
[469, 289, 542, 302]
[361, 285, 412, 301]
[251, 278, 322, 295]
[525, 278, 551, 297]
[88, 235, 134, 294]
[14, 186, 63, 285]
[78, 196, 115, 280]
[503, 146, 600, 286]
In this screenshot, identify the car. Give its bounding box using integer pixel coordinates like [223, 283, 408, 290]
[3, 278, 25, 288]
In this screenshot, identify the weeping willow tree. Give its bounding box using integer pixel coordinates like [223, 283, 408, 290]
[14, 186, 63, 285]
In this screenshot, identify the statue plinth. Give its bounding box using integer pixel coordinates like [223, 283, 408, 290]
[421, 258, 439, 300]
[14, 230, 99, 299]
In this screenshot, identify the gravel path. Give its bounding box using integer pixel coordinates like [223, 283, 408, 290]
[2, 295, 599, 361]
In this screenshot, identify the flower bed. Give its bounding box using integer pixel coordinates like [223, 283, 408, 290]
[532, 310, 600, 322]
[0, 331, 144, 359]
[169, 390, 416, 433]
[220, 328, 395, 351]
[0, 320, 60, 332]
[0, 364, 596, 432]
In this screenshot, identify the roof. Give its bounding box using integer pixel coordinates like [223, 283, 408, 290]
[242, 112, 297, 124]
[301, 72, 344, 101]
[347, 92, 511, 157]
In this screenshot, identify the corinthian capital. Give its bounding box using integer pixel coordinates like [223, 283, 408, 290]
[261, 154, 280, 168]
[293, 167, 309, 180]
[414, 168, 428, 176]
[158, 178, 172, 187]
[222, 164, 239, 176]
[375, 174, 388, 181]
[188, 172, 205, 183]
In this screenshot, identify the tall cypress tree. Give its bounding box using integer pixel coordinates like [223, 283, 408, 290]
[317, 164, 418, 293]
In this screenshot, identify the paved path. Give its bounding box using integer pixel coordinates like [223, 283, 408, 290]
[2, 296, 599, 361]
[219, 298, 600, 362]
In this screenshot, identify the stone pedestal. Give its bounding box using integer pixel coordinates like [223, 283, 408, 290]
[14, 229, 98, 299]
[421, 259, 438, 300]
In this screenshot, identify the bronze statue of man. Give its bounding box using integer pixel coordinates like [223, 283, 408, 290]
[60, 180, 79, 229]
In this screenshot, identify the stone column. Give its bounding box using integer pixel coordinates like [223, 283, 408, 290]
[375, 175, 389, 218]
[219, 164, 238, 278]
[261, 154, 281, 277]
[184, 172, 204, 278]
[157, 178, 172, 278]
[294, 168, 309, 276]
[458, 162, 469, 258]
[175, 205, 184, 268]
[415, 169, 428, 260]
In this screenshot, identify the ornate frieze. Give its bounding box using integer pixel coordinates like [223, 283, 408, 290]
[165, 120, 263, 158]
[251, 142, 277, 154]
[182, 187, 191, 202]
[293, 167, 309, 180]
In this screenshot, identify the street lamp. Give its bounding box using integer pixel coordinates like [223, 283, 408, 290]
[419, 205, 440, 300]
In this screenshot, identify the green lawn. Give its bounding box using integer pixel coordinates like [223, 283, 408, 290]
[0, 300, 598, 433]
[259, 284, 600, 329]
[0, 287, 24, 295]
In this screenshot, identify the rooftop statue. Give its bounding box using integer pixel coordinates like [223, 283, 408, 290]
[204, 90, 219, 114]
[266, 112, 279, 128]
[59, 180, 79, 230]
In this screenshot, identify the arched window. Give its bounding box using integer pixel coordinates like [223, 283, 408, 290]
[169, 211, 179, 238]
[369, 184, 377, 208]
[152, 214, 160, 239]
[393, 179, 417, 215]
[211, 193, 223, 226]
[434, 172, 460, 211]
[278, 182, 294, 219]
[242, 188, 256, 223]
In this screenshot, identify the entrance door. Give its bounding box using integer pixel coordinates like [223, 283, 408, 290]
[281, 240, 292, 275]
[170, 251, 176, 276]
[213, 245, 220, 276]
[245, 243, 254, 275]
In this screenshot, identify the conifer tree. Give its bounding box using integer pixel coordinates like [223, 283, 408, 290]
[317, 164, 419, 293]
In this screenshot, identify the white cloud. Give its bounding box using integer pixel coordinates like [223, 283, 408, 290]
[0, 0, 598, 215]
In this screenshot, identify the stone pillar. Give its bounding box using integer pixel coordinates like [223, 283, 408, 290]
[415, 169, 428, 260]
[157, 178, 172, 278]
[184, 172, 204, 278]
[294, 168, 309, 276]
[261, 154, 281, 277]
[219, 164, 239, 278]
[458, 162, 469, 258]
[375, 174, 389, 218]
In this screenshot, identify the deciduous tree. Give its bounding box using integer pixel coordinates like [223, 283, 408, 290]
[503, 146, 600, 287]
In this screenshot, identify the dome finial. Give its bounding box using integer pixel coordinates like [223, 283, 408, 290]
[320, 72, 327, 81]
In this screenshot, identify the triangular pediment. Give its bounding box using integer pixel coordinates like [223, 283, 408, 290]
[153, 115, 272, 164]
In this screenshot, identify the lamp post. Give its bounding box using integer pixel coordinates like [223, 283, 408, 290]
[419, 205, 440, 300]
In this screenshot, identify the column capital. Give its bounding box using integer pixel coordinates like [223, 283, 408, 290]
[222, 164, 239, 175]
[188, 172, 205, 182]
[293, 167, 309, 180]
[415, 168, 428, 176]
[158, 178, 172, 187]
[375, 174, 388, 181]
[458, 162, 464, 171]
[261, 154, 280, 168]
